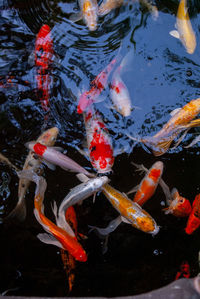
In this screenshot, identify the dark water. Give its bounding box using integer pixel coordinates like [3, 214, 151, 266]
[1, 0, 200, 297]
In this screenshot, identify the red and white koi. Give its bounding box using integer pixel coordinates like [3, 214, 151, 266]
[6, 127, 58, 221]
[84, 110, 114, 173]
[77, 58, 117, 114]
[25, 141, 94, 178]
[18, 169, 87, 262]
[185, 194, 200, 234]
[35, 24, 54, 111]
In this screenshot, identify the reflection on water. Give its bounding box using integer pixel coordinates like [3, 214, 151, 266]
[1, 0, 200, 297]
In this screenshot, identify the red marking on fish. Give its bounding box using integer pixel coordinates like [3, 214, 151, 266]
[175, 261, 190, 280]
[84, 111, 114, 173]
[77, 58, 117, 114]
[185, 194, 200, 234]
[33, 143, 47, 156]
[35, 24, 53, 111]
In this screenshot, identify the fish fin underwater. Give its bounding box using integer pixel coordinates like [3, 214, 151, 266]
[4, 197, 26, 222]
[37, 232, 64, 249]
[88, 215, 122, 236]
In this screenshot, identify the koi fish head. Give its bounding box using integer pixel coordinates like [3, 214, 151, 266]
[68, 244, 87, 262]
[38, 127, 59, 145]
[135, 210, 159, 235]
[82, 0, 97, 31]
[25, 141, 46, 157]
[165, 188, 191, 217]
[149, 161, 164, 181]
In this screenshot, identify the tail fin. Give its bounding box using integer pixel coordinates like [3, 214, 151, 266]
[5, 197, 26, 222]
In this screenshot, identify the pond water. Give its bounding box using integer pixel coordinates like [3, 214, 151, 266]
[1, 0, 200, 297]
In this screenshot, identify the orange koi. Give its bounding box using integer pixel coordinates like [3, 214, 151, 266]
[35, 24, 54, 111]
[18, 170, 87, 262]
[129, 98, 200, 156]
[102, 184, 159, 234]
[127, 161, 164, 206]
[77, 58, 117, 114]
[163, 188, 192, 217]
[60, 206, 77, 292]
[98, 0, 123, 16]
[84, 110, 114, 173]
[185, 194, 200, 234]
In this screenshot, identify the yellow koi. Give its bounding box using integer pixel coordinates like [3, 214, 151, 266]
[170, 0, 196, 54]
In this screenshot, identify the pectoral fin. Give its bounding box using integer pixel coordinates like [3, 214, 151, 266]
[37, 233, 64, 249]
[76, 173, 90, 183]
[69, 12, 83, 23]
[42, 159, 56, 171]
[126, 185, 139, 195]
[169, 30, 180, 39]
[88, 215, 122, 236]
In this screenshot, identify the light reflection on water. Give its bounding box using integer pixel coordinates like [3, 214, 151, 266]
[0, 0, 200, 296]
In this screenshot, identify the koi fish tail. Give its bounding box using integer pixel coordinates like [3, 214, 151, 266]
[0, 153, 19, 172]
[5, 196, 26, 222]
[184, 135, 200, 149]
[171, 128, 190, 150]
[152, 138, 174, 156]
[131, 161, 148, 174]
[88, 216, 122, 236]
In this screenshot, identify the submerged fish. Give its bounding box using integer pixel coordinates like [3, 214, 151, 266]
[170, 0, 196, 54]
[185, 194, 200, 234]
[98, 0, 124, 16]
[77, 58, 117, 114]
[18, 169, 87, 262]
[175, 261, 190, 280]
[129, 98, 200, 156]
[162, 187, 192, 217]
[127, 161, 163, 206]
[25, 141, 94, 178]
[60, 206, 77, 292]
[84, 110, 114, 173]
[35, 24, 54, 111]
[70, 0, 98, 31]
[6, 127, 58, 221]
[102, 184, 159, 235]
[54, 173, 109, 233]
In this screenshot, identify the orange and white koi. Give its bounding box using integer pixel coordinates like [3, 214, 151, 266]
[84, 110, 114, 173]
[6, 127, 58, 221]
[70, 0, 98, 31]
[185, 194, 200, 234]
[18, 169, 87, 262]
[35, 24, 54, 111]
[128, 98, 200, 156]
[162, 187, 192, 217]
[77, 58, 117, 114]
[101, 184, 159, 234]
[60, 206, 77, 292]
[98, 0, 123, 16]
[127, 161, 164, 206]
[170, 0, 196, 54]
[25, 141, 94, 178]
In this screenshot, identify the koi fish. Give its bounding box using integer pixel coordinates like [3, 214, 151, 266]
[54, 173, 109, 232]
[35, 24, 54, 111]
[170, 0, 196, 54]
[128, 98, 200, 156]
[77, 58, 117, 114]
[175, 261, 190, 280]
[18, 169, 87, 262]
[60, 206, 77, 292]
[84, 110, 114, 173]
[25, 142, 95, 178]
[98, 0, 124, 16]
[127, 161, 164, 206]
[70, 0, 98, 31]
[102, 184, 159, 234]
[162, 188, 192, 217]
[185, 194, 200, 234]
[6, 127, 58, 221]
[109, 72, 131, 117]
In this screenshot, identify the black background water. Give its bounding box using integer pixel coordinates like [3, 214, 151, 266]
[0, 0, 200, 296]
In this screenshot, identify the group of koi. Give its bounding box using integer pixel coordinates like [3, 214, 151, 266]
[1, 0, 200, 292]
